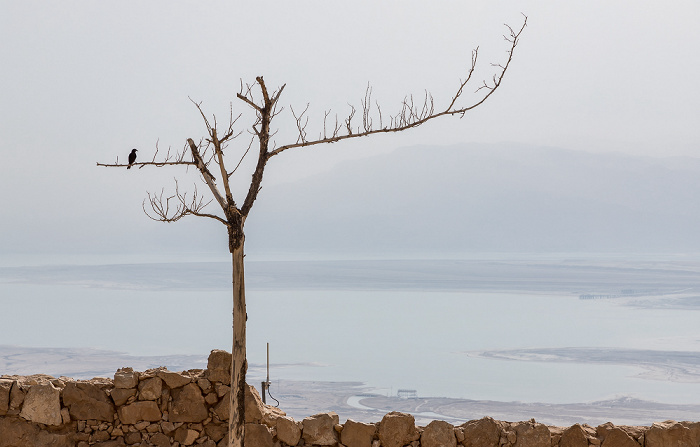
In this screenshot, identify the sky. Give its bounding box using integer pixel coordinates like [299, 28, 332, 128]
[1, 1, 699, 261]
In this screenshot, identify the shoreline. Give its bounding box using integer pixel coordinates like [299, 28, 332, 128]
[3, 345, 700, 427]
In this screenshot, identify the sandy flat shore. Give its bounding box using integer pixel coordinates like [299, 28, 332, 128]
[466, 347, 700, 383]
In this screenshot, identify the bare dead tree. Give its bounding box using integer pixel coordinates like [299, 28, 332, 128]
[97, 18, 526, 447]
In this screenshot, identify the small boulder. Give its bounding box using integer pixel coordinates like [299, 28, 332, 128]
[600, 427, 638, 447]
[118, 400, 162, 425]
[245, 385, 264, 423]
[378, 412, 419, 447]
[646, 421, 696, 447]
[213, 390, 230, 421]
[63, 381, 115, 422]
[110, 387, 137, 406]
[0, 417, 73, 447]
[205, 422, 229, 442]
[302, 412, 340, 446]
[206, 350, 232, 385]
[0, 379, 12, 415]
[157, 370, 192, 389]
[512, 420, 550, 447]
[124, 432, 142, 444]
[150, 432, 171, 447]
[169, 382, 208, 423]
[138, 377, 162, 401]
[246, 423, 274, 447]
[462, 417, 501, 447]
[244, 385, 285, 425]
[277, 415, 302, 446]
[341, 419, 376, 447]
[9, 381, 25, 414]
[174, 426, 200, 446]
[560, 424, 589, 447]
[197, 378, 212, 393]
[422, 420, 456, 447]
[114, 367, 139, 389]
[19, 382, 62, 426]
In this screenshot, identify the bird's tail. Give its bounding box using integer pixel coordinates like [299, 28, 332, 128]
[127, 165, 131, 169]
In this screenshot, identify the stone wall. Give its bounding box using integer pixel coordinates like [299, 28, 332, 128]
[1, 350, 699, 447]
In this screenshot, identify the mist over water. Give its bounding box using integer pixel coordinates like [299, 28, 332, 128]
[2, 256, 700, 406]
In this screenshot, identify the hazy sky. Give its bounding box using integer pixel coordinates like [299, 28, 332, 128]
[1, 1, 699, 259]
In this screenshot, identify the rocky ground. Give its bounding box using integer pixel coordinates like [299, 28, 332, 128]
[3, 354, 700, 447]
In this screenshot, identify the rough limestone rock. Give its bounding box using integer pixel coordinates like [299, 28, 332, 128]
[138, 376, 162, 400]
[169, 382, 208, 423]
[114, 367, 139, 389]
[246, 383, 287, 426]
[0, 417, 73, 447]
[125, 432, 142, 444]
[60, 407, 70, 424]
[682, 422, 700, 445]
[302, 412, 340, 446]
[422, 420, 457, 447]
[213, 390, 230, 421]
[207, 349, 232, 385]
[205, 422, 229, 442]
[646, 421, 698, 447]
[118, 400, 162, 424]
[560, 424, 588, 447]
[596, 421, 614, 439]
[157, 370, 192, 389]
[92, 430, 110, 442]
[262, 404, 286, 427]
[246, 423, 274, 447]
[198, 377, 212, 392]
[378, 411, 420, 447]
[96, 440, 129, 447]
[19, 382, 62, 426]
[110, 387, 137, 406]
[150, 432, 172, 447]
[0, 379, 13, 416]
[462, 417, 501, 447]
[174, 426, 200, 446]
[214, 384, 285, 425]
[245, 384, 264, 423]
[9, 381, 25, 414]
[63, 381, 115, 422]
[512, 420, 550, 447]
[341, 419, 377, 447]
[600, 427, 638, 447]
[277, 415, 302, 446]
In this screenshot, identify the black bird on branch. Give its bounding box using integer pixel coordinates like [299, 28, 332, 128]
[127, 149, 138, 169]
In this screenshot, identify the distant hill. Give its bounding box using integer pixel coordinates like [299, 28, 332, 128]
[244, 143, 700, 256]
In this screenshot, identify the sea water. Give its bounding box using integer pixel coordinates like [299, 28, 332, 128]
[1, 258, 700, 405]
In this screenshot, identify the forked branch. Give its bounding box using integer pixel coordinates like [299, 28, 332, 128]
[267, 16, 527, 158]
[143, 181, 225, 225]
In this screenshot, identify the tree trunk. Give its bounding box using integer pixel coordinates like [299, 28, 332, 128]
[229, 241, 247, 447]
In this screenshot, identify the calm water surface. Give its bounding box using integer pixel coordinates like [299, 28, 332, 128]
[2, 260, 700, 405]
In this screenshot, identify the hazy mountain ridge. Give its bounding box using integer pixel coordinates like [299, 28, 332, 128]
[245, 143, 700, 255]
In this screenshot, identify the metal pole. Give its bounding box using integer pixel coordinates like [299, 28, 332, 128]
[261, 342, 270, 404]
[267, 342, 270, 386]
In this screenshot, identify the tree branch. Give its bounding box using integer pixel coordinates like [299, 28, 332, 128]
[187, 138, 228, 211]
[267, 17, 526, 158]
[96, 161, 196, 169]
[97, 140, 195, 169]
[239, 76, 285, 217]
[142, 181, 227, 226]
